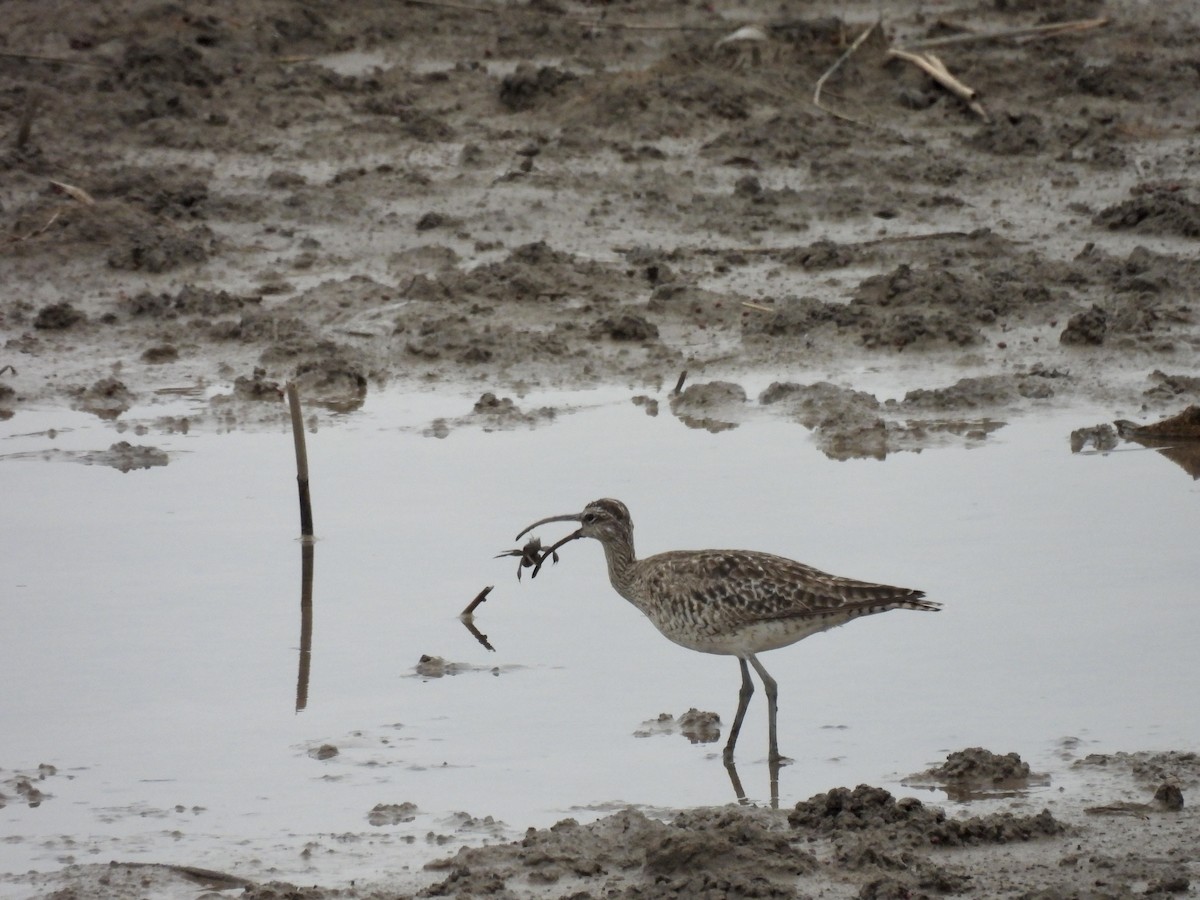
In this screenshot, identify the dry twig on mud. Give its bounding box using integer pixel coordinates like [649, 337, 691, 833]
[10, 210, 60, 243]
[10, 180, 96, 243]
[812, 19, 880, 125]
[904, 17, 1109, 50]
[887, 48, 989, 121]
[49, 180, 96, 206]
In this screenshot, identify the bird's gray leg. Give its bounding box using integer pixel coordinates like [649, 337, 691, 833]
[723, 657, 755, 764]
[748, 654, 788, 765]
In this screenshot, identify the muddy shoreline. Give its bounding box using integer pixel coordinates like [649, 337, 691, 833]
[3, 0, 1199, 895]
[4, 0, 1200, 455]
[7, 749, 1197, 898]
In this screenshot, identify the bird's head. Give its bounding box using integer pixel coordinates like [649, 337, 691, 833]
[515, 498, 632, 550]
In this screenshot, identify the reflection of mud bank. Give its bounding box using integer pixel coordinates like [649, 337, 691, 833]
[666, 377, 1013, 458]
[1073, 404, 1200, 478]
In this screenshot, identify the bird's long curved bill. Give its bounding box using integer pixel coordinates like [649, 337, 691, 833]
[514, 512, 584, 575]
[515, 512, 582, 542]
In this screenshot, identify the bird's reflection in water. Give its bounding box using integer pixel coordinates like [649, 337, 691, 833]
[454, 607, 786, 806]
[723, 754, 783, 810]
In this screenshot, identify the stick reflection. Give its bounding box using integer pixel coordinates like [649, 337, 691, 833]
[295, 541, 314, 712]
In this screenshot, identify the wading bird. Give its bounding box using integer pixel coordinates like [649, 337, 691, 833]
[515, 498, 940, 768]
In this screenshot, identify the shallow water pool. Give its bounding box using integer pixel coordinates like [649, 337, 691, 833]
[2, 387, 1197, 890]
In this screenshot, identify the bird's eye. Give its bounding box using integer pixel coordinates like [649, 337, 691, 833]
[583, 513, 596, 524]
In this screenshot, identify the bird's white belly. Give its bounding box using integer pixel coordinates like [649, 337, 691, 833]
[654, 614, 849, 657]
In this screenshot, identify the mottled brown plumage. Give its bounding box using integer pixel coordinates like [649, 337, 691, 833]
[515, 498, 939, 764]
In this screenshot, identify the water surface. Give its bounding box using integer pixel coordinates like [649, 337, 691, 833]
[2, 389, 1197, 890]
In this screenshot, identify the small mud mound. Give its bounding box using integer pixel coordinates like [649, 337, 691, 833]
[412, 655, 490, 679]
[498, 64, 578, 112]
[1059, 303, 1108, 344]
[1067, 246, 1200, 347]
[424, 392, 558, 438]
[1094, 187, 1200, 238]
[33, 302, 85, 330]
[590, 311, 659, 342]
[290, 355, 368, 412]
[900, 370, 1064, 411]
[903, 748, 1050, 799]
[787, 784, 1065, 898]
[8, 197, 213, 273]
[72, 377, 134, 420]
[90, 442, 170, 472]
[367, 802, 419, 826]
[1070, 422, 1118, 452]
[423, 807, 814, 898]
[1144, 371, 1200, 403]
[759, 381, 881, 428]
[740, 295, 855, 340]
[759, 381, 889, 460]
[851, 265, 1009, 349]
[788, 784, 1066, 847]
[0, 441, 168, 471]
[669, 381, 747, 432]
[0, 763, 59, 809]
[126, 284, 261, 319]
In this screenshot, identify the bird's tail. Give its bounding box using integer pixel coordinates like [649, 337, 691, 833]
[899, 592, 941, 613]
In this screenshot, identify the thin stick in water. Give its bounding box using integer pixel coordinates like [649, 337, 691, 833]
[461, 585, 493, 617]
[286, 382, 314, 538]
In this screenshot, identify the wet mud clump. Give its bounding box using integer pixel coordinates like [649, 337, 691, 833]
[368, 802, 419, 826]
[72, 377, 134, 419]
[669, 381, 747, 433]
[787, 784, 1064, 847]
[423, 807, 814, 898]
[902, 748, 1050, 799]
[0, 764, 59, 809]
[1094, 187, 1200, 239]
